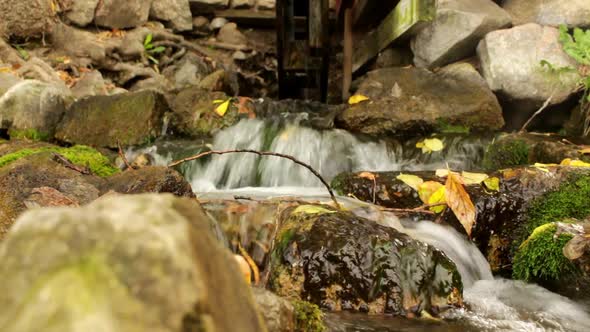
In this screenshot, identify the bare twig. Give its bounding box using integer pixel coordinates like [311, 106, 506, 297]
[520, 95, 554, 133]
[197, 40, 251, 52]
[168, 149, 341, 209]
[117, 140, 133, 171]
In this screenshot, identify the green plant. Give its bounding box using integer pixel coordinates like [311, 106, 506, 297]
[143, 33, 166, 65]
[291, 300, 326, 332]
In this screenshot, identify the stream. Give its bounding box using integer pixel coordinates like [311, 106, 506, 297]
[127, 119, 590, 332]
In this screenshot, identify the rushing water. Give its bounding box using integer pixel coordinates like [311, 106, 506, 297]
[127, 119, 590, 331]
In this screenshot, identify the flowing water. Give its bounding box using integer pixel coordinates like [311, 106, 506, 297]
[127, 119, 590, 331]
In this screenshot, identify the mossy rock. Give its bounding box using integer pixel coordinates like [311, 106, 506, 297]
[268, 204, 463, 317]
[103, 166, 194, 198]
[292, 300, 326, 332]
[55, 90, 168, 148]
[8, 128, 51, 141]
[483, 136, 529, 170]
[0, 145, 119, 177]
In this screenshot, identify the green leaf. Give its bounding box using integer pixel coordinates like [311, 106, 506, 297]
[396, 174, 424, 191]
[147, 55, 159, 64]
[149, 46, 166, 54]
[483, 177, 500, 192]
[144, 33, 153, 47]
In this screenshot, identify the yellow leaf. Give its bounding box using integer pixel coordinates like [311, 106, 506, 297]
[293, 205, 336, 215]
[396, 174, 424, 191]
[212, 99, 226, 104]
[418, 181, 443, 203]
[214, 99, 231, 116]
[567, 159, 590, 167]
[461, 171, 489, 185]
[533, 163, 555, 172]
[483, 177, 500, 192]
[348, 94, 370, 105]
[428, 186, 447, 213]
[445, 171, 476, 236]
[417, 138, 444, 154]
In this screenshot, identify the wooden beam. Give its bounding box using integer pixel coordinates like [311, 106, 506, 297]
[352, 0, 435, 73]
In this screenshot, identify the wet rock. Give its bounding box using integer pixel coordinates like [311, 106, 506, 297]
[477, 24, 581, 106]
[0, 194, 267, 332]
[0, 151, 108, 238]
[482, 133, 590, 170]
[0, 80, 67, 141]
[503, 0, 590, 28]
[103, 166, 195, 198]
[150, 0, 193, 32]
[95, 0, 152, 29]
[217, 22, 248, 45]
[412, 0, 511, 69]
[335, 66, 503, 137]
[56, 90, 169, 148]
[0, 0, 56, 38]
[252, 288, 296, 332]
[232, 0, 255, 9]
[65, 0, 100, 27]
[130, 153, 156, 169]
[169, 89, 237, 136]
[268, 204, 463, 316]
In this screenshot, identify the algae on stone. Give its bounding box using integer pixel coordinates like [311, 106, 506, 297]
[292, 300, 326, 332]
[483, 137, 529, 170]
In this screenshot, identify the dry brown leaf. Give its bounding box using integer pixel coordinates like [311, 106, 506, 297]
[358, 171, 376, 181]
[445, 171, 476, 236]
[234, 97, 256, 119]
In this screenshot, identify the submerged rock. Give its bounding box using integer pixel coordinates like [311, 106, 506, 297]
[0, 194, 267, 332]
[503, 0, 590, 28]
[56, 90, 169, 148]
[412, 0, 511, 68]
[336, 66, 503, 137]
[268, 205, 463, 317]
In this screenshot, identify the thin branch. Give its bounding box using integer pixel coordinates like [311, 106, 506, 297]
[197, 40, 251, 52]
[117, 140, 133, 171]
[168, 149, 341, 209]
[520, 95, 554, 133]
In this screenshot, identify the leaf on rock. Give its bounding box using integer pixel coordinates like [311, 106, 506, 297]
[461, 171, 489, 185]
[561, 158, 590, 167]
[483, 177, 500, 192]
[416, 138, 444, 154]
[533, 162, 557, 172]
[418, 181, 443, 203]
[396, 174, 424, 191]
[445, 172, 476, 236]
[425, 184, 446, 213]
[214, 99, 231, 117]
[293, 205, 336, 215]
[234, 97, 256, 118]
[348, 94, 370, 105]
[359, 171, 377, 181]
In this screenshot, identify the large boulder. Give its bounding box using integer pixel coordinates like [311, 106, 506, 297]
[103, 166, 195, 198]
[150, 0, 193, 32]
[65, 0, 100, 27]
[477, 24, 581, 106]
[56, 90, 169, 148]
[0, 194, 267, 332]
[503, 0, 590, 28]
[94, 0, 153, 29]
[0, 72, 22, 97]
[0, 0, 56, 38]
[335, 65, 504, 136]
[412, 0, 512, 68]
[0, 80, 68, 140]
[268, 204, 463, 316]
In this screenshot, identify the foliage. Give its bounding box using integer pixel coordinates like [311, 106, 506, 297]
[291, 300, 326, 332]
[416, 138, 444, 154]
[445, 171, 476, 236]
[348, 94, 370, 105]
[512, 223, 577, 282]
[0, 145, 119, 177]
[483, 138, 529, 170]
[143, 33, 166, 65]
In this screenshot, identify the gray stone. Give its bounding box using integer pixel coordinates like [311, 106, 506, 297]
[0, 194, 267, 332]
[0, 80, 67, 139]
[252, 288, 295, 332]
[198, 69, 226, 91]
[193, 16, 211, 31]
[503, 0, 590, 28]
[257, 0, 275, 10]
[217, 22, 248, 45]
[162, 53, 211, 90]
[0, 0, 56, 38]
[374, 47, 413, 69]
[0, 38, 24, 65]
[95, 0, 153, 29]
[150, 0, 193, 32]
[336, 66, 504, 136]
[412, 0, 512, 69]
[477, 23, 581, 106]
[71, 70, 107, 99]
[0, 72, 22, 97]
[210, 17, 229, 30]
[66, 0, 100, 27]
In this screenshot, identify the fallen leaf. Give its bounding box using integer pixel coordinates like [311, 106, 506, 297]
[564, 159, 590, 167]
[461, 171, 489, 185]
[483, 177, 500, 192]
[359, 171, 377, 181]
[238, 243, 260, 285]
[234, 97, 256, 119]
[293, 205, 336, 215]
[428, 186, 447, 213]
[214, 99, 231, 116]
[348, 94, 370, 105]
[396, 174, 424, 191]
[445, 172, 476, 236]
[416, 138, 444, 154]
[435, 169, 449, 178]
[533, 162, 556, 172]
[418, 181, 443, 203]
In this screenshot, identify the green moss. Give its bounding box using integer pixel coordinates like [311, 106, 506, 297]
[524, 176, 590, 235]
[291, 300, 326, 332]
[483, 138, 529, 170]
[330, 174, 346, 196]
[436, 119, 470, 134]
[512, 223, 577, 282]
[0, 145, 119, 177]
[8, 128, 50, 141]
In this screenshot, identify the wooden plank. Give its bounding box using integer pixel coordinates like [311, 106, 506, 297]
[352, 0, 435, 73]
[309, 0, 329, 49]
